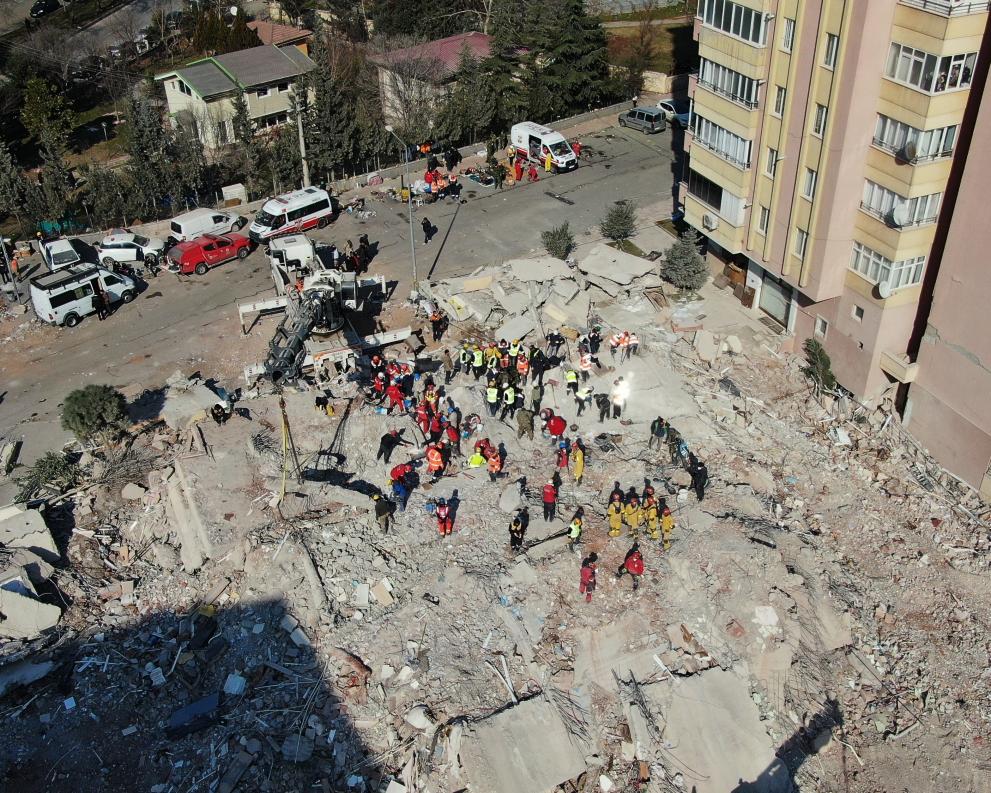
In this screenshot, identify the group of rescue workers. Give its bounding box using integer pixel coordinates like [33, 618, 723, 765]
[363, 313, 710, 604]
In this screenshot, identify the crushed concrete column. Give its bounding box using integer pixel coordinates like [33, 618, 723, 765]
[165, 462, 213, 573]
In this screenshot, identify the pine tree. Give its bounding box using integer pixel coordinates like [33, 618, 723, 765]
[801, 338, 837, 393]
[126, 95, 169, 215]
[80, 164, 129, 229]
[230, 89, 268, 197]
[541, 0, 615, 113]
[20, 77, 76, 145]
[436, 46, 496, 145]
[480, 0, 528, 130]
[542, 222, 574, 260]
[600, 200, 637, 242]
[61, 384, 129, 444]
[661, 230, 709, 290]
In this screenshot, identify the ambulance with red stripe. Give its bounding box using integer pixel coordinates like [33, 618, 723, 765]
[248, 187, 338, 243]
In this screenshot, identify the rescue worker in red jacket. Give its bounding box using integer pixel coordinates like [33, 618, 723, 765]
[435, 497, 453, 536]
[546, 413, 567, 445]
[429, 413, 443, 442]
[386, 383, 405, 413]
[542, 479, 558, 521]
[616, 543, 645, 590]
[579, 552, 598, 603]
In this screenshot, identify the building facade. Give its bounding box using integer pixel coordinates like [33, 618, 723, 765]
[156, 45, 316, 150]
[683, 0, 988, 404]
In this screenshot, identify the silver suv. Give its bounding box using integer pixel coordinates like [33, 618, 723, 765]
[618, 107, 667, 134]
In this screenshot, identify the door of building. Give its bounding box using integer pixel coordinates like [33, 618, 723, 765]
[758, 271, 791, 327]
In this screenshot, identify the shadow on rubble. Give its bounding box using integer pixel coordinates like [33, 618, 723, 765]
[729, 699, 843, 793]
[0, 596, 382, 793]
[127, 387, 168, 424]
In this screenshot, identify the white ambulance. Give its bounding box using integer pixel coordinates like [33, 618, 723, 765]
[510, 122, 579, 172]
[248, 187, 338, 243]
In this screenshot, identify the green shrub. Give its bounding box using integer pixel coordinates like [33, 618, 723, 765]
[61, 384, 129, 444]
[541, 222, 575, 259]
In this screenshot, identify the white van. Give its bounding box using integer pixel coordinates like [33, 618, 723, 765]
[510, 122, 578, 172]
[30, 265, 136, 327]
[168, 207, 245, 245]
[41, 238, 89, 272]
[248, 187, 338, 244]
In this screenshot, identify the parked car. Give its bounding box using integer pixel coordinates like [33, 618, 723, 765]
[97, 230, 166, 268]
[168, 207, 245, 245]
[29, 0, 60, 18]
[166, 233, 252, 275]
[618, 107, 667, 134]
[30, 264, 135, 328]
[40, 238, 90, 272]
[656, 100, 691, 127]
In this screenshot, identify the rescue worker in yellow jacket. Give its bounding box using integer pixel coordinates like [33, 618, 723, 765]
[571, 444, 584, 485]
[644, 495, 659, 540]
[623, 496, 644, 538]
[661, 503, 675, 550]
[607, 493, 624, 537]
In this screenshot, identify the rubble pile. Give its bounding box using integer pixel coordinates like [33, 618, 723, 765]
[1, 250, 989, 793]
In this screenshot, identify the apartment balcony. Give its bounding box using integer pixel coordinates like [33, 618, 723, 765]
[878, 78, 971, 130]
[879, 351, 920, 383]
[893, 2, 988, 49]
[692, 79, 761, 134]
[697, 27, 769, 79]
[684, 192, 746, 254]
[899, 0, 989, 17]
[685, 141, 752, 195]
[865, 143, 953, 197]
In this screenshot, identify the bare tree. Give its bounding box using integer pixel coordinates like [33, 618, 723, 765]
[110, 8, 143, 57]
[369, 35, 446, 142]
[23, 27, 76, 87]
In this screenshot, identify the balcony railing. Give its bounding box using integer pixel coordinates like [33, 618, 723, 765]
[696, 78, 760, 110]
[899, 0, 990, 15]
[689, 134, 752, 169]
[871, 136, 954, 163]
[859, 202, 938, 228]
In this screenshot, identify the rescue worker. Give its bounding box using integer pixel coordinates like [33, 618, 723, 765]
[579, 553, 598, 603]
[485, 343, 500, 367]
[373, 493, 393, 532]
[542, 479, 558, 522]
[544, 148, 553, 172]
[575, 386, 593, 416]
[571, 442, 585, 485]
[472, 345, 485, 380]
[513, 156, 524, 183]
[608, 481, 625, 504]
[530, 382, 543, 413]
[627, 332, 640, 358]
[487, 449, 502, 482]
[661, 503, 675, 550]
[579, 352, 594, 382]
[430, 310, 447, 342]
[556, 441, 569, 470]
[515, 351, 530, 384]
[435, 497, 453, 536]
[508, 338, 521, 365]
[546, 413, 567, 445]
[588, 326, 602, 355]
[458, 344, 472, 379]
[567, 516, 583, 552]
[616, 543, 645, 590]
[609, 330, 628, 359]
[441, 348, 455, 384]
[565, 368, 579, 396]
[527, 162, 539, 182]
[377, 429, 411, 463]
[485, 380, 500, 417]
[509, 515, 526, 552]
[546, 329, 565, 358]
[610, 378, 626, 420]
[649, 416, 668, 450]
[595, 393, 611, 423]
[516, 407, 534, 440]
[644, 495, 659, 540]
[500, 383, 517, 420]
[385, 383, 405, 413]
[624, 495, 644, 538]
[445, 420, 461, 457]
[426, 443, 445, 482]
[429, 412, 443, 443]
[607, 493, 624, 537]
[467, 448, 486, 468]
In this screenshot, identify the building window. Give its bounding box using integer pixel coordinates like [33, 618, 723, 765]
[861, 180, 941, 227]
[773, 85, 786, 116]
[802, 168, 818, 200]
[177, 80, 192, 96]
[690, 113, 753, 168]
[794, 228, 809, 259]
[256, 87, 270, 98]
[850, 241, 926, 289]
[873, 115, 957, 161]
[781, 18, 795, 52]
[852, 305, 865, 322]
[698, 0, 768, 46]
[823, 34, 839, 68]
[765, 147, 778, 177]
[758, 205, 769, 234]
[698, 58, 760, 108]
[885, 43, 976, 94]
[278, 82, 290, 93]
[686, 168, 724, 210]
[814, 316, 828, 338]
[216, 119, 231, 145]
[812, 104, 828, 136]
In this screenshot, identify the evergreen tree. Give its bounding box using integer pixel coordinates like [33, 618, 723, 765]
[480, 0, 529, 130]
[661, 230, 708, 290]
[28, 132, 73, 224]
[226, 13, 261, 52]
[542, 222, 574, 260]
[126, 95, 170, 214]
[540, 0, 615, 113]
[436, 46, 496, 145]
[600, 200, 637, 242]
[0, 142, 28, 231]
[230, 89, 267, 197]
[61, 384, 129, 444]
[20, 77, 76, 145]
[80, 165, 129, 229]
[802, 338, 837, 393]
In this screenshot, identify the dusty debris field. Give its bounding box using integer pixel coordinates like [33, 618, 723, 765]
[1, 246, 990, 793]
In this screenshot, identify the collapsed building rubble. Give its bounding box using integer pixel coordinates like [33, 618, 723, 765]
[1, 246, 990, 793]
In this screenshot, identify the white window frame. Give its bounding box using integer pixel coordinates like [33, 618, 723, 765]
[873, 115, 957, 162]
[697, 57, 760, 108]
[698, 0, 768, 46]
[765, 147, 778, 177]
[773, 85, 787, 116]
[781, 18, 795, 53]
[861, 180, 941, 227]
[802, 168, 818, 200]
[812, 104, 828, 137]
[850, 241, 926, 289]
[885, 43, 977, 94]
[794, 228, 809, 259]
[823, 34, 839, 68]
[757, 205, 769, 235]
[852, 304, 865, 322]
[814, 316, 828, 339]
[690, 113, 753, 169]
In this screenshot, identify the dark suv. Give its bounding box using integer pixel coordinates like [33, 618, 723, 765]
[29, 0, 60, 18]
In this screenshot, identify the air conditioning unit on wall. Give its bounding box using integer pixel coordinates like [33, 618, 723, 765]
[702, 213, 719, 231]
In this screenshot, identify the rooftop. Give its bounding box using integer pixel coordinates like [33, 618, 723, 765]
[157, 45, 317, 98]
[378, 31, 492, 80]
[246, 20, 312, 47]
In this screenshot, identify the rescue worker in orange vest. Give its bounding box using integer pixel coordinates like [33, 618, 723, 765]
[487, 450, 502, 482]
[516, 352, 529, 384]
[607, 493, 624, 537]
[426, 443, 445, 482]
[435, 497, 453, 536]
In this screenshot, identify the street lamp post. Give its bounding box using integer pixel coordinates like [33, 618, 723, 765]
[385, 125, 418, 299]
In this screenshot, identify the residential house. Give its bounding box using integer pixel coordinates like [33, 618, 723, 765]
[156, 44, 316, 150]
[246, 20, 313, 55]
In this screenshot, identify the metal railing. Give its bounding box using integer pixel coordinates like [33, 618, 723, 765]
[871, 136, 954, 163]
[695, 78, 760, 109]
[688, 133, 752, 170]
[859, 202, 938, 228]
[899, 0, 990, 15]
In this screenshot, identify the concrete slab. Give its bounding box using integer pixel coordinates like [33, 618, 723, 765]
[161, 383, 222, 430]
[577, 243, 656, 285]
[508, 256, 573, 283]
[574, 613, 667, 688]
[693, 330, 719, 364]
[0, 507, 58, 563]
[495, 314, 536, 344]
[0, 588, 61, 639]
[461, 696, 588, 793]
[662, 669, 792, 793]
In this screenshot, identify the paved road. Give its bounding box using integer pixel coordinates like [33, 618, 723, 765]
[73, 0, 179, 56]
[0, 124, 678, 464]
[0, 0, 37, 36]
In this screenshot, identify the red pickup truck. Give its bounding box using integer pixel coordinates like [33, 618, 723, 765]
[166, 233, 253, 275]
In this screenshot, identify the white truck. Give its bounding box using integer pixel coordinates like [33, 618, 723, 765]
[267, 234, 343, 295]
[510, 122, 579, 172]
[30, 264, 136, 327]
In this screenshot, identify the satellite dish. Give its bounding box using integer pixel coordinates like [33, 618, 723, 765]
[902, 140, 917, 162]
[877, 280, 893, 299]
[890, 202, 910, 228]
[230, 5, 239, 15]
